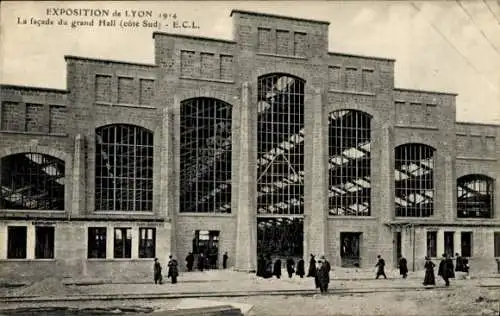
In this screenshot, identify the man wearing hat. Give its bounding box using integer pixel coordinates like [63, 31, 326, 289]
[375, 255, 387, 279]
[316, 255, 331, 294]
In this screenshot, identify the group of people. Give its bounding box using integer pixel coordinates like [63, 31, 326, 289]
[185, 251, 229, 272]
[256, 254, 332, 294]
[155, 251, 470, 290]
[153, 256, 179, 285]
[421, 253, 470, 287]
[153, 251, 230, 284]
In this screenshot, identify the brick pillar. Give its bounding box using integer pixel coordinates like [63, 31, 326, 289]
[437, 230, 444, 258]
[107, 225, 114, 259]
[304, 87, 328, 259]
[443, 155, 455, 221]
[161, 106, 175, 261]
[377, 125, 394, 267]
[234, 82, 257, 272]
[131, 227, 139, 259]
[454, 230, 462, 256]
[72, 134, 85, 216]
[0, 224, 6, 259]
[27, 224, 35, 259]
[495, 127, 500, 220]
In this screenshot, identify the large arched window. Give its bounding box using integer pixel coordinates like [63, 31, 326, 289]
[395, 143, 435, 217]
[1, 153, 65, 210]
[95, 124, 153, 211]
[457, 174, 494, 218]
[257, 74, 305, 215]
[328, 110, 372, 216]
[179, 98, 232, 213]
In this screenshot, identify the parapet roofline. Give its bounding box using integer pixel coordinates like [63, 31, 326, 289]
[230, 9, 330, 25]
[153, 32, 236, 44]
[394, 87, 458, 97]
[456, 121, 500, 127]
[64, 55, 157, 68]
[328, 51, 395, 62]
[0, 84, 67, 94]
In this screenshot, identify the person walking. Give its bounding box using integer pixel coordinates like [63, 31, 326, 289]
[316, 256, 331, 294]
[423, 256, 436, 286]
[153, 258, 163, 284]
[197, 253, 205, 272]
[185, 252, 194, 272]
[296, 258, 305, 278]
[399, 256, 408, 279]
[375, 255, 387, 279]
[307, 254, 316, 278]
[222, 252, 229, 269]
[273, 258, 282, 279]
[286, 257, 295, 278]
[438, 253, 455, 287]
[167, 255, 179, 284]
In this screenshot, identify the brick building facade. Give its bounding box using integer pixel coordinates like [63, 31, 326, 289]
[1, 10, 499, 280]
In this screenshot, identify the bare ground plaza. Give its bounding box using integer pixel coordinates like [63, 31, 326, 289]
[1, 6, 500, 316]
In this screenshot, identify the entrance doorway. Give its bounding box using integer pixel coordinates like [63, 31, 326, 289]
[192, 230, 220, 269]
[257, 217, 303, 261]
[340, 232, 362, 267]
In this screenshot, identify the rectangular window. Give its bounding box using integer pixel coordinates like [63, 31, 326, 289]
[139, 79, 154, 105]
[1, 102, 24, 131]
[293, 32, 307, 57]
[328, 66, 341, 90]
[258, 28, 272, 53]
[25, 103, 45, 133]
[180, 50, 196, 77]
[220, 55, 233, 81]
[114, 228, 132, 258]
[444, 231, 454, 257]
[426, 231, 437, 258]
[35, 226, 54, 259]
[49, 105, 67, 134]
[200, 52, 215, 79]
[276, 30, 290, 55]
[345, 67, 358, 91]
[361, 69, 374, 92]
[7, 226, 27, 259]
[88, 227, 107, 259]
[118, 77, 135, 104]
[461, 232, 472, 257]
[495, 232, 500, 257]
[95, 75, 112, 103]
[139, 228, 156, 258]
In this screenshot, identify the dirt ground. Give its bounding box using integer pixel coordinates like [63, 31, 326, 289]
[1, 286, 499, 316]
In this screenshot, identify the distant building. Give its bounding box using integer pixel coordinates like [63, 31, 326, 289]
[0, 10, 499, 280]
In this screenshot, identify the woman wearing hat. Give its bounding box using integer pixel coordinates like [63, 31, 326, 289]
[423, 256, 436, 286]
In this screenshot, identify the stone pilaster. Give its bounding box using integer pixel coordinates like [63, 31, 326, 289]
[437, 230, 444, 258]
[0, 224, 6, 259]
[304, 87, 328, 259]
[443, 155, 455, 221]
[377, 125, 395, 266]
[72, 134, 85, 216]
[26, 224, 35, 259]
[234, 82, 257, 272]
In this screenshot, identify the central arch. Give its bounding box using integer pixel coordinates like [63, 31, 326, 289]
[256, 73, 305, 260]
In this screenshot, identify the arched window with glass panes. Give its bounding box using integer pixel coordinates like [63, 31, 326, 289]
[457, 174, 494, 218]
[95, 124, 153, 212]
[179, 98, 232, 213]
[328, 110, 372, 216]
[395, 143, 435, 217]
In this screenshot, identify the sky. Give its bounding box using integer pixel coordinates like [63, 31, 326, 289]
[1, 0, 499, 124]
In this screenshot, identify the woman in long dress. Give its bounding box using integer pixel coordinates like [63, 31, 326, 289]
[423, 256, 436, 286]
